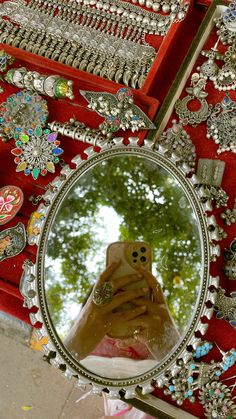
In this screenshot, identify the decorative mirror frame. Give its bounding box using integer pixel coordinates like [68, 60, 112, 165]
[20, 136, 221, 398]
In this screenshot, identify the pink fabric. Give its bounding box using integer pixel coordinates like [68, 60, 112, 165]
[103, 397, 155, 419]
[92, 336, 151, 360]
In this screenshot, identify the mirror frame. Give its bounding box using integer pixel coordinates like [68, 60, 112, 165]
[20, 137, 220, 398]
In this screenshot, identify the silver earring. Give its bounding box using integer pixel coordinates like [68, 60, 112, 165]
[196, 159, 229, 208]
[214, 287, 236, 328]
[197, 39, 224, 80]
[206, 94, 236, 154]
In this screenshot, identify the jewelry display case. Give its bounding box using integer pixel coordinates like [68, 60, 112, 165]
[0, 0, 236, 418]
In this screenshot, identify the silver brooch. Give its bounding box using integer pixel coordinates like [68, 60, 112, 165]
[199, 381, 236, 419]
[206, 95, 236, 154]
[214, 288, 236, 328]
[0, 90, 48, 142]
[223, 239, 236, 280]
[175, 73, 212, 126]
[0, 222, 26, 262]
[80, 88, 156, 136]
[11, 127, 63, 180]
[155, 120, 196, 171]
[196, 159, 229, 208]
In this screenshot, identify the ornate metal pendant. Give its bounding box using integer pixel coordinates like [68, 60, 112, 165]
[0, 185, 24, 226]
[214, 288, 236, 328]
[0, 222, 26, 262]
[198, 40, 224, 80]
[223, 239, 236, 280]
[81, 87, 156, 136]
[206, 95, 236, 154]
[0, 90, 48, 142]
[11, 127, 63, 180]
[155, 120, 196, 171]
[175, 74, 212, 126]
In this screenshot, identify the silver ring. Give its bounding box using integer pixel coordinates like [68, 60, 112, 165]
[92, 282, 113, 306]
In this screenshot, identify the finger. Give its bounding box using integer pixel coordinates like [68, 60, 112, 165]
[98, 260, 121, 284]
[106, 287, 149, 311]
[110, 273, 143, 292]
[137, 267, 165, 304]
[114, 305, 147, 321]
[132, 298, 168, 317]
[125, 314, 160, 329]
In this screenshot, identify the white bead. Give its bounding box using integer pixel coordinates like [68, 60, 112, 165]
[138, 0, 145, 5]
[152, 3, 160, 11]
[162, 4, 171, 13]
[146, 0, 153, 8]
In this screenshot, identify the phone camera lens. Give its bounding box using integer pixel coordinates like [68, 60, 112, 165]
[133, 259, 137, 263]
[140, 247, 146, 253]
[140, 256, 146, 262]
[132, 252, 138, 257]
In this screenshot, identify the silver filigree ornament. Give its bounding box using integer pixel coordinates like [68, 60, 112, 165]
[215, 0, 236, 45]
[214, 288, 236, 328]
[164, 341, 236, 414]
[155, 119, 196, 171]
[0, 90, 48, 143]
[198, 40, 224, 81]
[175, 73, 213, 126]
[206, 95, 236, 154]
[80, 88, 156, 136]
[221, 199, 236, 226]
[213, 41, 236, 91]
[199, 381, 236, 419]
[10, 127, 63, 180]
[0, 222, 26, 262]
[223, 239, 236, 280]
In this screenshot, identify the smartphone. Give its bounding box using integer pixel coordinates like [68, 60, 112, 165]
[106, 241, 152, 287]
[106, 241, 152, 339]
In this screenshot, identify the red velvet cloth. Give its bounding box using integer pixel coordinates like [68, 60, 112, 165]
[0, 1, 236, 418]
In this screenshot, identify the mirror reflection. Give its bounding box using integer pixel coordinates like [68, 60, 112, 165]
[45, 155, 201, 378]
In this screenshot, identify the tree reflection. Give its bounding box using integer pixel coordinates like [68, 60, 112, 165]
[45, 156, 201, 338]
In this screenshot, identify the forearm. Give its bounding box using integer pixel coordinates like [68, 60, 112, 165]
[146, 320, 180, 361]
[64, 315, 103, 360]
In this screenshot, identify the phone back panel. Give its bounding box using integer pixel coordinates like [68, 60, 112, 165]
[106, 241, 152, 291]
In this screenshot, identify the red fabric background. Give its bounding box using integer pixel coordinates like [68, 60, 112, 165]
[0, 1, 236, 418]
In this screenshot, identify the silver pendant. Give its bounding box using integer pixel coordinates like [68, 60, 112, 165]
[206, 95, 236, 154]
[223, 239, 236, 280]
[155, 120, 196, 171]
[0, 222, 26, 262]
[175, 73, 212, 126]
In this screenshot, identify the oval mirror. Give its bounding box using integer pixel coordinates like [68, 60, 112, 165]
[43, 151, 203, 380]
